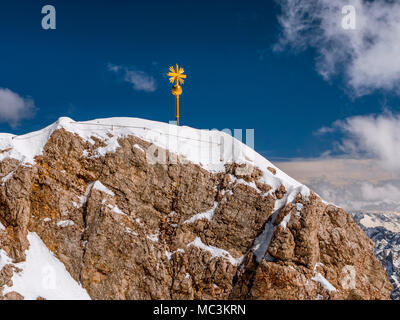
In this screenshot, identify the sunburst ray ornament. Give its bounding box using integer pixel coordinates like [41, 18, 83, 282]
[167, 64, 187, 126]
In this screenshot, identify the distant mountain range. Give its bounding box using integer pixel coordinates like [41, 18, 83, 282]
[351, 211, 400, 300]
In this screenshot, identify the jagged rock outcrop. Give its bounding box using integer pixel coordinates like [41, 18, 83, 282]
[0, 118, 393, 300]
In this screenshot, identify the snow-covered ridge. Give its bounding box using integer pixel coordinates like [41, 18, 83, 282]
[0, 116, 308, 195]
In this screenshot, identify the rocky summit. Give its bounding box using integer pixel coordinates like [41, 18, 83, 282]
[0, 117, 393, 300]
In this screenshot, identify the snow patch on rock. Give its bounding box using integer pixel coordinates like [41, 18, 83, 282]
[133, 144, 144, 152]
[184, 202, 218, 224]
[56, 220, 75, 228]
[311, 273, 337, 292]
[105, 203, 127, 216]
[188, 237, 243, 266]
[73, 182, 95, 209]
[92, 181, 115, 196]
[147, 230, 160, 242]
[280, 212, 292, 230]
[2, 232, 90, 300]
[0, 249, 12, 270]
[165, 249, 185, 260]
[93, 136, 121, 158]
[1, 170, 16, 185]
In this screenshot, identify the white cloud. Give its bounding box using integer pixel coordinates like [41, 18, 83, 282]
[276, 158, 400, 212]
[274, 0, 400, 96]
[108, 63, 156, 92]
[360, 182, 400, 203]
[0, 88, 36, 128]
[276, 112, 400, 212]
[310, 178, 400, 212]
[323, 113, 400, 172]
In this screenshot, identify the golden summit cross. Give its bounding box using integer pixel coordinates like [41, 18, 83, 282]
[167, 64, 187, 126]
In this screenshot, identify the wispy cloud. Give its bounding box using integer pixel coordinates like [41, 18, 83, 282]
[276, 112, 400, 212]
[321, 112, 400, 171]
[274, 0, 400, 96]
[310, 177, 400, 213]
[0, 88, 36, 128]
[108, 63, 157, 93]
[276, 158, 400, 212]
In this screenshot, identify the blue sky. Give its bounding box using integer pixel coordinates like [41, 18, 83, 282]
[0, 0, 399, 162]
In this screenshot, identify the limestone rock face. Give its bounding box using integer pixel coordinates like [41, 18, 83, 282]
[0, 123, 393, 300]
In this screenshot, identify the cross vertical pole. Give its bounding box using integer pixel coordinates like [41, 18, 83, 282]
[175, 94, 180, 126]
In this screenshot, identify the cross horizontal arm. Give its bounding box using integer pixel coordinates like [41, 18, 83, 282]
[167, 72, 187, 79]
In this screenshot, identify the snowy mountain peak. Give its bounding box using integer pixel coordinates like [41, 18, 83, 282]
[0, 116, 392, 300]
[0, 116, 310, 201]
